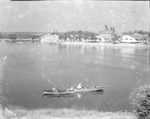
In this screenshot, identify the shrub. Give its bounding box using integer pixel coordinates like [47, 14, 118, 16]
[132, 84, 150, 119]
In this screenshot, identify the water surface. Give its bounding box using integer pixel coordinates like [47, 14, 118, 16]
[0, 42, 149, 111]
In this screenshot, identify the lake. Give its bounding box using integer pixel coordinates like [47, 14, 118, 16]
[0, 42, 149, 112]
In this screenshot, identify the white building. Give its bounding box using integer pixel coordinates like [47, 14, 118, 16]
[97, 29, 115, 42]
[119, 35, 137, 43]
[40, 34, 59, 44]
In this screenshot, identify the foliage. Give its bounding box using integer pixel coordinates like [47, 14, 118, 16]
[0, 33, 3, 38]
[110, 26, 115, 31]
[0, 32, 41, 40]
[6, 34, 17, 40]
[0, 30, 149, 43]
[105, 25, 109, 30]
[58, 30, 97, 41]
[131, 84, 150, 119]
[122, 30, 150, 36]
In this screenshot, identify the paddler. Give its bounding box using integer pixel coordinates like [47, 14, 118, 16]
[52, 87, 58, 92]
[67, 86, 74, 91]
[77, 83, 82, 89]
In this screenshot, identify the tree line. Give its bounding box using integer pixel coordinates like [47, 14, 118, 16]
[58, 30, 97, 41]
[122, 30, 150, 37]
[0, 30, 149, 41]
[0, 33, 40, 39]
[0, 31, 97, 41]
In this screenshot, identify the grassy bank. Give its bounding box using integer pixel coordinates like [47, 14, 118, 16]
[0, 106, 136, 119]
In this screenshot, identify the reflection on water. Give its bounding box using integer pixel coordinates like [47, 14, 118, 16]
[0, 43, 8, 109]
[0, 42, 149, 111]
[43, 89, 104, 99]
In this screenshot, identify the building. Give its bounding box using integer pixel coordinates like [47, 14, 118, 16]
[119, 34, 148, 43]
[131, 33, 148, 43]
[40, 34, 59, 44]
[97, 29, 115, 42]
[119, 35, 137, 43]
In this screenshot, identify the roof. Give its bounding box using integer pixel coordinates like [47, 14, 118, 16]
[40, 33, 51, 39]
[131, 35, 142, 39]
[40, 34, 58, 39]
[97, 35, 113, 41]
[121, 34, 148, 41]
[130, 34, 144, 40]
[97, 34, 113, 38]
[101, 36, 113, 40]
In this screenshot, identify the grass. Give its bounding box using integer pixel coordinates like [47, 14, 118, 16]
[0, 105, 137, 119]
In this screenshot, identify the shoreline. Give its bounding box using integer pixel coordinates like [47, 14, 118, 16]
[0, 107, 136, 119]
[1, 39, 149, 48]
[60, 42, 149, 48]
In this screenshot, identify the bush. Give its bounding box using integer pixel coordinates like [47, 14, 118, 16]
[132, 84, 150, 119]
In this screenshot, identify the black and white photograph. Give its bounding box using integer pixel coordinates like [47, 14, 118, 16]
[0, 0, 149, 119]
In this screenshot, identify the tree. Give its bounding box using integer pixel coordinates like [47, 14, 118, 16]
[105, 25, 109, 30]
[0, 33, 2, 38]
[131, 84, 150, 119]
[112, 26, 115, 31]
[122, 31, 133, 35]
[111, 33, 118, 44]
[110, 27, 113, 30]
[10, 34, 17, 39]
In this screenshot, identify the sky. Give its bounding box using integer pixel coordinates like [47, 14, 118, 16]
[0, 0, 149, 33]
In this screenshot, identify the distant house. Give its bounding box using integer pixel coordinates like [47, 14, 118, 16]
[97, 29, 115, 42]
[131, 33, 148, 43]
[119, 34, 148, 43]
[40, 34, 59, 44]
[119, 35, 137, 43]
[142, 35, 150, 43]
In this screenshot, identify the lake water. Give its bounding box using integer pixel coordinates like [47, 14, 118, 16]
[0, 42, 149, 112]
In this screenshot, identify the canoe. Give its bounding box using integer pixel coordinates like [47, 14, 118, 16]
[74, 86, 104, 93]
[43, 90, 74, 95]
[43, 86, 103, 95]
[43, 91, 74, 98]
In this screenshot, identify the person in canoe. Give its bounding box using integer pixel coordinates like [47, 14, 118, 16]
[67, 86, 74, 91]
[52, 87, 58, 92]
[77, 83, 83, 89]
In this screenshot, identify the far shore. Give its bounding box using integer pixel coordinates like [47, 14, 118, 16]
[60, 42, 149, 48]
[0, 106, 137, 119]
[1, 39, 149, 48]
